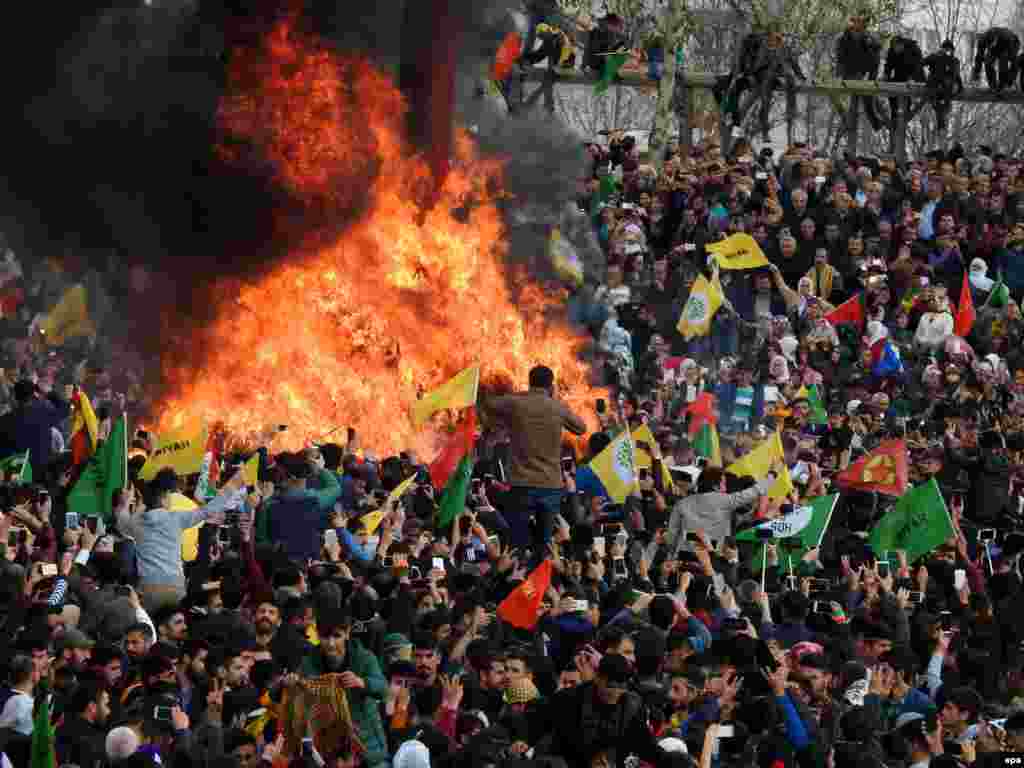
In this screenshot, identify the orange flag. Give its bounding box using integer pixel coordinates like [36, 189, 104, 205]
[836, 439, 909, 497]
[498, 560, 553, 630]
[954, 271, 975, 338]
[492, 32, 522, 81]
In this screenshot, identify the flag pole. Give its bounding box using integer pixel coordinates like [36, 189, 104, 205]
[123, 415, 129, 490]
[761, 544, 768, 593]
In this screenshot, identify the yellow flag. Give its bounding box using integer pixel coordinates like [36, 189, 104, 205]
[40, 284, 95, 346]
[242, 454, 260, 486]
[727, 431, 784, 479]
[706, 233, 770, 270]
[549, 228, 584, 288]
[588, 431, 638, 503]
[726, 431, 794, 501]
[676, 274, 723, 339]
[140, 420, 209, 481]
[173, 492, 202, 563]
[386, 474, 417, 507]
[411, 365, 480, 426]
[359, 507, 387, 535]
[631, 424, 674, 492]
[768, 466, 796, 501]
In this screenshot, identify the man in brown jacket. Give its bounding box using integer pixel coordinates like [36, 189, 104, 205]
[485, 366, 587, 565]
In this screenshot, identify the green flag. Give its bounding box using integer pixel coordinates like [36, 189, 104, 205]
[595, 51, 629, 95]
[66, 415, 128, 522]
[0, 450, 31, 484]
[869, 478, 953, 564]
[807, 384, 828, 425]
[739, 494, 837, 573]
[436, 455, 472, 529]
[31, 684, 54, 768]
[692, 422, 722, 467]
[599, 173, 618, 203]
[989, 277, 1010, 308]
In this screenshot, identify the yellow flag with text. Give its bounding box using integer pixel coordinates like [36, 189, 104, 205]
[140, 421, 209, 481]
[676, 274, 723, 339]
[412, 365, 480, 426]
[706, 233, 770, 270]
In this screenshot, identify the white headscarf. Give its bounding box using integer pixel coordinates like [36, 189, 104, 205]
[779, 335, 799, 364]
[970, 258, 994, 292]
[866, 320, 889, 348]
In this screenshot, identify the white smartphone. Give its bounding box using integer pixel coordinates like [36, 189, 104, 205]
[323, 529, 338, 548]
[41, 563, 58, 577]
[432, 557, 445, 571]
[718, 725, 735, 738]
[593, 536, 606, 558]
[954, 569, 967, 591]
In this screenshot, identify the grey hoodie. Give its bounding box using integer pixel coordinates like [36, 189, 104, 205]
[118, 487, 244, 590]
[666, 478, 771, 556]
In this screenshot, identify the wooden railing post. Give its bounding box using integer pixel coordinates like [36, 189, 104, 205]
[678, 83, 692, 156]
[845, 95, 860, 155]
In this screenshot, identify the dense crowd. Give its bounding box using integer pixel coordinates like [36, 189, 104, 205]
[7, 31, 1024, 768]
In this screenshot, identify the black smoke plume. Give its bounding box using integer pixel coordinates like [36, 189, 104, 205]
[1, 0, 591, 395]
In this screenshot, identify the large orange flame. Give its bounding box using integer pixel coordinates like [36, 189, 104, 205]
[156, 16, 600, 456]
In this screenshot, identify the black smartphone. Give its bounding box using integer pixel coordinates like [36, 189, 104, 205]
[685, 531, 702, 543]
[978, 528, 997, 543]
[638, 468, 650, 482]
[116, 585, 132, 597]
[596, 399, 606, 414]
[562, 457, 574, 472]
[612, 557, 628, 578]
[85, 516, 99, 534]
[153, 705, 174, 722]
[471, 478, 483, 494]
[940, 611, 955, 631]
[755, 527, 774, 541]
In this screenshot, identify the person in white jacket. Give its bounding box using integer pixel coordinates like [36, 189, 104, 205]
[666, 462, 782, 557]
[116, 467, 247, 613]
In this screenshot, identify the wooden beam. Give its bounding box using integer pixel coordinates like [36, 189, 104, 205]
[519, 68, 1024, 104]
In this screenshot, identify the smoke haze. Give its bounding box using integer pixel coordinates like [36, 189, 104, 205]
[1, 0, 591, 387]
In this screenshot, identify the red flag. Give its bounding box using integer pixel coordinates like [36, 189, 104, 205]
[836, 439, 909, 497]
[497, 559, 553, 630]
[954, 271, 975, 337]
[683, 392, 718, 435]
[429, 407, 477, 489]
[825, 294, 865, 331]
[492, 32, 522, 81]
[0, 286, 23, 319]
